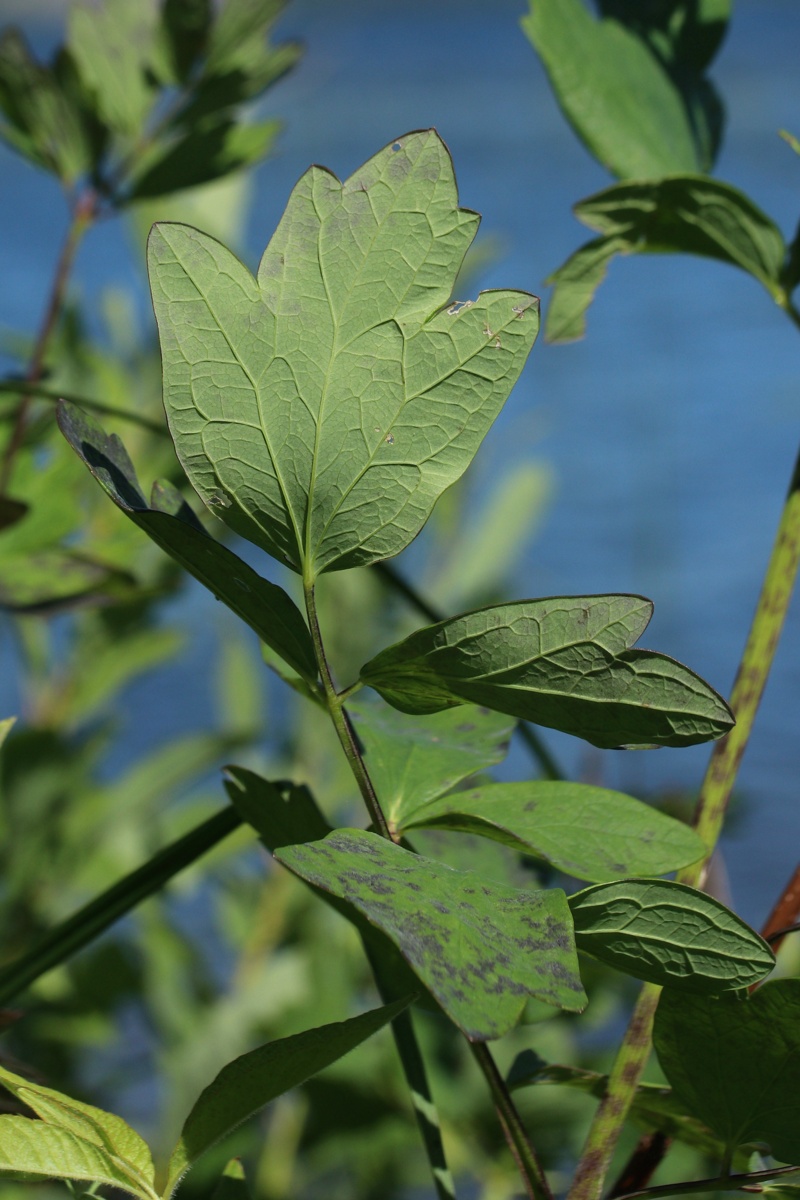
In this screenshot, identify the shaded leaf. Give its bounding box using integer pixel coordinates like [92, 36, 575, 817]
[569, 878, 774, 991]
[128, 117, 280, 200]
[544, 235, 629, 343]
[574, 175, 786, 297]
[0, 496, 28, 532]
[0, 1118, 153, 1197]
[224, 768, 331, 852]
[654, 980, 800, 1162]
[360, 594, 733, 749]
[0, 716, 14, 749]
[506, 1052, 730, 1159]
[522, 0, 703, 178]
[211, 1159, 252, 1200]
[348, 700, 514, 833]
[147, 129, 539, 577]
[401, 781, 706, 883]
[0, 550, 132, 612]
[275, 829, 587, 1040]
[58, 401, 318, 684]
[0, 807, 242, 1006]
[205, 0, 287, 73]
[163, 997, 412, 1197]
[160, 0, 212, 83]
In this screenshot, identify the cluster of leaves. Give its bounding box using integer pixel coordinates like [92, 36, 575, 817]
[0, 0, 299, 204]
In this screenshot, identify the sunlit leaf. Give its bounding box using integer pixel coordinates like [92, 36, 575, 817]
[348, 700, 513, 833]
[276, 829, 587, 1040]
[569, 879, 774, 991]
[163, 997, 411, 1197]
[0, 1119, 153, 1198]
[401, 781, 706, 883]
[58, 401, 318, 684]
[654, 979, 800, 1162]
[68, 0, 158, 137]
[147, 129, 539, 578]
[522, 0, 703, 179]
[360, 594, 733, 749]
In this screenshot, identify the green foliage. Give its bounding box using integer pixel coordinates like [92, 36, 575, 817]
[654, 980, 800, 1162]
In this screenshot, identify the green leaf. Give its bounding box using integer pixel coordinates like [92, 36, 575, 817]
[68, 0, 158, 138]
[0, 807, 242, 1006]
[544, 235, 629, 343]
[57, 401, 318, 685]
[0, 550, 131, 612]
[506, 1053, 730, 1159]
[569, 879, 775, 991]
[128, 117, 280, 200]
[401, 781, 706, 884]
[360, 594, 733, 749]
[224, 768, 331, 852]
[654, 979, 800, 1162]
[163, 997, 412, 1197]
[147, 129, 539, 577]
[205, 0, 286, 72]
[522, 0, 703, 179]
[574, 176, 787, 298]
[0, 716, 15, 749]
[348, 700, 514, 833]
[0, 1118, 154, 1198]
[211, 1159, 252, 1200]
[275, 829, 587, 1040]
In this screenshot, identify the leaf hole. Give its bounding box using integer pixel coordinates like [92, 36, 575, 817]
[385, 433, 395, 445]
[391, 142, 402, 152]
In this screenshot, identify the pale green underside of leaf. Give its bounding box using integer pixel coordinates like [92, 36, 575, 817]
[522, 0, 702, 179]
[348, 699, 514, 832]
[654, 979, 800, 1162]
[360, 594, 733, 749]
[275, 829, 587, 1040]
[569, 879, 775, 992]
[401, 780, 706, 884]
[0, 1062, 154, 1186]
[0, 1117, 154, 1200]
[147, 129, 539, 576]
[164, 997, 410, 1197]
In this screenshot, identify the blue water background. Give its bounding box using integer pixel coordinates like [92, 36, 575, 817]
[2, 0, 799, 928]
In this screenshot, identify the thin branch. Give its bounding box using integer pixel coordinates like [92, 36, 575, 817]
[0, 190, 97, 493]
[0, 382, 167, 435]
[373, 560, 564, 781]
[614, 1163, 800, 1200]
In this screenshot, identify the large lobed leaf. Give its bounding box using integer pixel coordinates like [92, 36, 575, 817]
[654, 979, 800, 1163]
[147, 129, 539, 578]
[360, 594, 733, 749]
[399, 780, 706, 884]
[57, 400, 318, 685]
[275, 829, 587, 1041]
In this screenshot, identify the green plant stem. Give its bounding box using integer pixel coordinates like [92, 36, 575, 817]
[306, 574, 554, 1200]
[0, 190, 96, 494]
[373, 560, 563, 781]
[569, 439, 800, 1200]
[0, 382, 167, 435]
[470, 1042, 554, 1200]
[615, 1163, 800, 1200]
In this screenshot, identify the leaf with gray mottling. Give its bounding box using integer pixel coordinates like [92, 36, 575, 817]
[147, 129, 539, 577]
[275, 829, 587, 1040]
[360, 594, 733, 749]
[569, 879, 774, 991]
[401, 781, 706, 883]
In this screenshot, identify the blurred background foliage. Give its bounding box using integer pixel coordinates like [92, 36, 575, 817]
[0, 2, 798, 1199]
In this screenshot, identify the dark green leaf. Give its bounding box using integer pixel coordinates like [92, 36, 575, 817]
[161, 0, 212, 82]
[348, 700, 514, 834]
[544, 235, 629, 343]
[654, 980, 800, 1162]
[569, 879, 774, 991]
[57, 401, 318, 684]
[147, 130, 539, 577]
[522, 0, 702, 178]
[211, 1159, 252, 1200]
[224, 768, 331, 852]
[128, 117, 280, 200]
[163, 997, 412, 1197]
[575, 176, 786, 296]
[360, 595, 733, 749]
[204, 0, 287, 73]
[275, 830, 587, 1040]
[0, 807, 242, 1006]
[401, 781, 706, 883]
